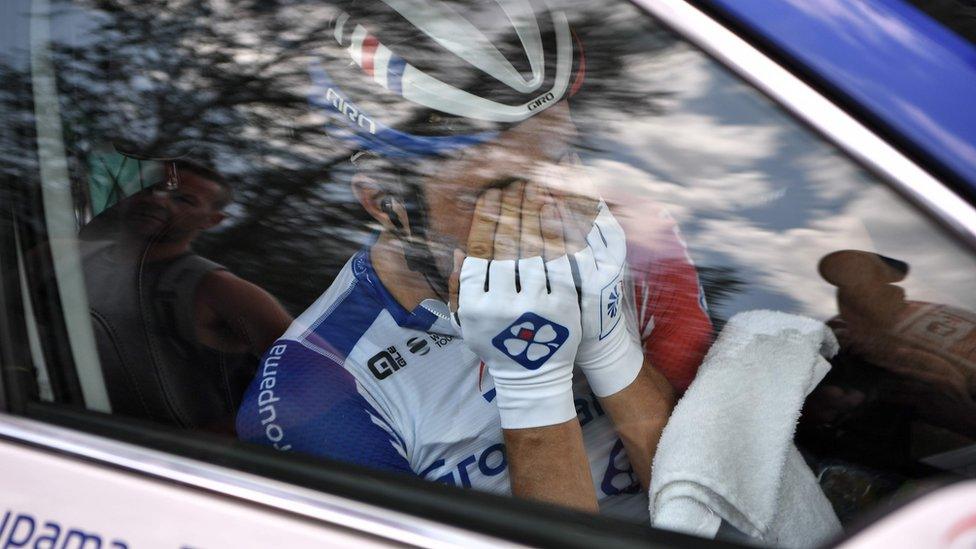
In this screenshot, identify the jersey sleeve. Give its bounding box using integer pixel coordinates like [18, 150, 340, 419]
[236, 339, 413, 474]
[626, 208, 714, 393]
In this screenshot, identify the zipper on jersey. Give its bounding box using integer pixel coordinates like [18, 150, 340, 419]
[419, 299, 451, 320]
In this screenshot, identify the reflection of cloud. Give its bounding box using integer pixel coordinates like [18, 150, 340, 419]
[843, 185, 976, 307]
[593, 48, 783, 177]
[693, 216, 870, 318]
[587, 36, 976, 321]
[606, 111, 782, 182]
[591, 159, 781, 217]
[792, 151, 863, 204]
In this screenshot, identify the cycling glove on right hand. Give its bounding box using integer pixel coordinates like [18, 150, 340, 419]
[452, 255, 581, 430]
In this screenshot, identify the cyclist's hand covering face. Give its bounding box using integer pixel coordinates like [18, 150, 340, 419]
[449, 181, 565, 304]
[568, 202, 644, 397]
[536, 152, 603, 250]
[422, 102, 580, 278]
[449, 181, 581, 429]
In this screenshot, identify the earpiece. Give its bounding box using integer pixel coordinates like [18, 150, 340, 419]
[380, 190, 448, 302]
[381, 196, 406, 233]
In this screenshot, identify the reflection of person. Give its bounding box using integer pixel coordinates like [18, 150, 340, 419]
[82, 156, 292, 431]
[811, 250, 976, 438]
[237, 1, 710, 517]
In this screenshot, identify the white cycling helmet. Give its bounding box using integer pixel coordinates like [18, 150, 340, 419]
[309, 0, 586, 159]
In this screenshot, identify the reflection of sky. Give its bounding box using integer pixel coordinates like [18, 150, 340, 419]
[584, 38, 976, 321]
[707, 0, 976, 185]
[0, 1, 31, 69]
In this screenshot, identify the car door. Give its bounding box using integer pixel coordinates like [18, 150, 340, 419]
[1, 0, 975, 547]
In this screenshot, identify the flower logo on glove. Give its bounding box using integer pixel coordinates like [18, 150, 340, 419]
[491, 312, 570, 370]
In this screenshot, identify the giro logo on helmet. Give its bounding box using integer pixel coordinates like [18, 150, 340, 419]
[527, 92, 556, 112]
[491, 313, 569, 370]
[326, 87, 376, 134]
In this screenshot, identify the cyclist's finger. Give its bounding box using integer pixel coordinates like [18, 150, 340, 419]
[493, 181, 525, 260]
[560, 153, 601, 228]
[541, 203, 565, 261]
[539, 155, 598, 229]
[566, 194, 600, 238]
[467, 188, 501, 259]
[449, 248, 463, 314]
[556, 196, 588, 255]
[519, 182, 548, 258]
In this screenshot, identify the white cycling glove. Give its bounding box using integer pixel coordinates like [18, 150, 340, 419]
[572, 202, 644, 397]
[452, 255, 581, 429]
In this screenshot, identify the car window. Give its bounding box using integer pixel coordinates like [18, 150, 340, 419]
[3, 0, 976, 544]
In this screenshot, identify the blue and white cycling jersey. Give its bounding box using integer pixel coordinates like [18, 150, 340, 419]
[237, 248, 648, 519]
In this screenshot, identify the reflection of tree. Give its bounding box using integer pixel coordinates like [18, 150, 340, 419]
[696, 265, 746, 332]
[0, 62, 44, 237]
[46, 0, 371, 312]
[8, 0, 674, 313]
[568, 5, 674, 118]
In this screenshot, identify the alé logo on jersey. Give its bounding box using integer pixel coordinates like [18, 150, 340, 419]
[368, 345, 407, 380]
[491, 312, 569, 370]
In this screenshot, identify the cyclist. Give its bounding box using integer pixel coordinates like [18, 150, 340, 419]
[237, 0, 711, 517]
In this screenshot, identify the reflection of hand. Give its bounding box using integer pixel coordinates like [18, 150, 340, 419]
[449, 182, 582, 429]
[833, 302, 973, 394]
[832, 311, 976, 437]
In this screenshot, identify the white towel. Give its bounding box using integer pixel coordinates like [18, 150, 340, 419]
[649, 310, 842, 548]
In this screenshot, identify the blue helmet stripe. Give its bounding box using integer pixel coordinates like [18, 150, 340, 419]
[387, 56, 406, 96]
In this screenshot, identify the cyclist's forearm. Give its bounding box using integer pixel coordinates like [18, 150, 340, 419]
[599, 357, 675, 491]
[503, 418, 599, 513]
